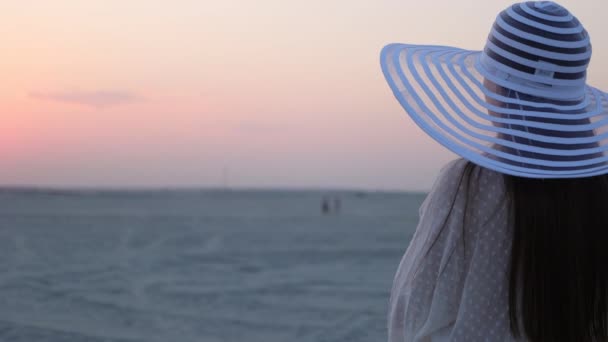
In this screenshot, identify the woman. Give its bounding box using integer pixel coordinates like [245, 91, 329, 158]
[380, 1, 608, 341]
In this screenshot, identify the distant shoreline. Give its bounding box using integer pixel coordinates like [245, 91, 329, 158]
[0, 186, 428, 196]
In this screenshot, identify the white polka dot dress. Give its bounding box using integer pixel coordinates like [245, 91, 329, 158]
[388, 158, 516, 342]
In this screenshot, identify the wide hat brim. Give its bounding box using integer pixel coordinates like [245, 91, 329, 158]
[380, 43, 608, 178]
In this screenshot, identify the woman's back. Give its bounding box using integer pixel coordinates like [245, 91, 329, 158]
[389, 158, 608, 341]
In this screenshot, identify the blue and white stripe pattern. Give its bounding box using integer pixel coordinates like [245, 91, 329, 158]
[381, 1, 608, 178]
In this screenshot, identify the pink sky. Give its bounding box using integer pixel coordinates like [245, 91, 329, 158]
[2, 0, 608, 191]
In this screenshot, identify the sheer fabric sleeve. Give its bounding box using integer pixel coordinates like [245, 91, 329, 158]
[387, 159, 512, 342]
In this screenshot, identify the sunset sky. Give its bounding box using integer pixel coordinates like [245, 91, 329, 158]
[2, 0, 608, 191]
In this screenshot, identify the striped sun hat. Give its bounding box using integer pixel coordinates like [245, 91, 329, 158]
[381, 1, 608, 178]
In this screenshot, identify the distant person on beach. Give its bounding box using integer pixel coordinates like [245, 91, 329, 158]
[332, 197, 341, 214]
[321, 196, 341, 215]
[321, 196, 331, 215]
[380, 2, 608, 341]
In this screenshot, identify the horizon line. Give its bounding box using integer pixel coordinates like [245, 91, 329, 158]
[0, 184, 429, 194]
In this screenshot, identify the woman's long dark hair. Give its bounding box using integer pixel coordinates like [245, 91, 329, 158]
[504, 173, 608, 342]
[486, 83, 608, 341]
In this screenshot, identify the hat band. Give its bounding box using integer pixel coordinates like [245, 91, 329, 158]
[478, 52, 586, 101]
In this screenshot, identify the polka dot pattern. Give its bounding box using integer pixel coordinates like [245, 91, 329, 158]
[388, 158, 515, 341]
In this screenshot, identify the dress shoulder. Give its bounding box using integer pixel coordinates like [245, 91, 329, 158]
[388, 158, 512, 341]
[418, 158, 469, 218]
